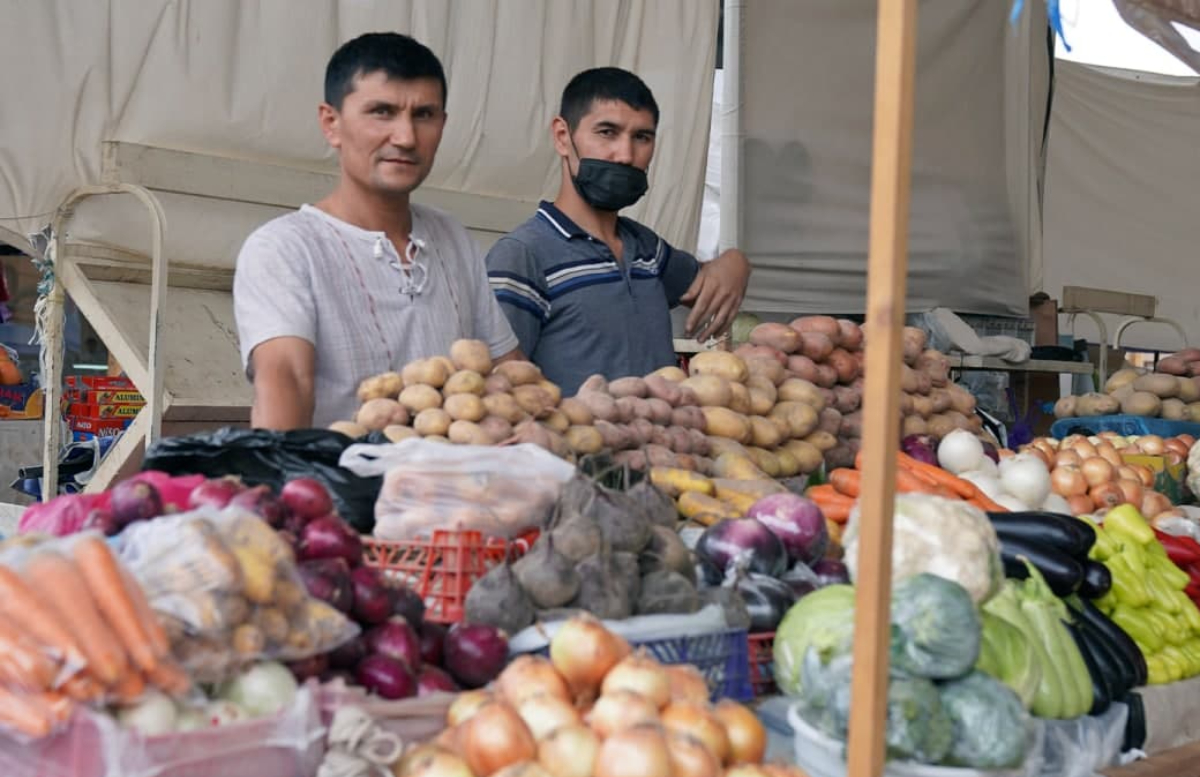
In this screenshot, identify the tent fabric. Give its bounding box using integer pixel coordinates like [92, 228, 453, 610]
[732, 0, 1032, 318]
[0, 1, 717, 264]
[1042, 60, 1200, 350]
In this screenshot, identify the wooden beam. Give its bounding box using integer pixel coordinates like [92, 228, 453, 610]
[845, 1, 919, 776]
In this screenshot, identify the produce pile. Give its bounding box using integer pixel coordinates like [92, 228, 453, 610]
[735, 318, 983, 470]
[1153, 349, 1200, 379]
[401, 614, 793, 777]
[777, 575, 1033, 770]
[1054, 367, 1200, 422]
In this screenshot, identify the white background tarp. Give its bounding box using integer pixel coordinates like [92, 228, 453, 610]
[0, 1, 717, 264]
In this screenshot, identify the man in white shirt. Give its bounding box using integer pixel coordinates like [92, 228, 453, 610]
[234, 32, 521, 430]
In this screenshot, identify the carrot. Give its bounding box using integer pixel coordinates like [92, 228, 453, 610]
[0, 567, 85, 670]
[112, 671, 146, 704]
[0, 620, 58, 691]
[897, 452, 977, 499]
[0, 686, 59, 738]
[23, 552, 127, 686]
[894, 468, 943, 495]
[72, 536, 158, 673]
[821, 501, 852, 524]
[118, 567, 169, 659]
[806, 484, 855, 505]
[61, 672, 104, 702]
[970, 493, 1009, 513]
[145, 659, 191, 696]
[829, 468, 862, 497]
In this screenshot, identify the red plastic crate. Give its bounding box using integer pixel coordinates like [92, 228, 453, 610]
[363, 529, 535, 624]
[748, 631, 776, 697]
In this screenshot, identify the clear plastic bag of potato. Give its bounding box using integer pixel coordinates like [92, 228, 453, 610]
[340, 439, 577, 540]
[116, 507, 359, 683]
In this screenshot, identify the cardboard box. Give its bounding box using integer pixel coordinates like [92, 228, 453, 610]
[1122, 453, 1187, 505]
[64, 402, 142, 419]
[64, 375, 137, 391]
[64, 389, 144, 405]
[67, 416, 132, 438]
[0, 383, 43, 420]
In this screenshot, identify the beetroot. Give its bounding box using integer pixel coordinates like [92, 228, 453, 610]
[417, 664, 459, 695]
[229, 485, 286, 528]
[298, 515, 363, 568]
[109, 478, 164, 529]
[366, 618, 421, 669]
[419, 622, 446, 666]
[187, 477, 245, 510]
[297, 558, 354, 614]
[350, 567, 394, 625]
[356, 654, 416, 700]
[443, 623, 508, 689]
[280, 478, 334, 522]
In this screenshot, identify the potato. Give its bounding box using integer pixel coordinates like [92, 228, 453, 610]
[444, 370, 486, 397]
[898, 392, 915, 415]
[774, 448, 801, 478]
[708, 438, 751, 459]
[750, 416, 786, 448]
[1178, 377, 1200, 404]
[777, 378, 825, 409]
[728, 382, 752, 415]
[768, 401, 819, 438]
[483, 392, 525, 424]
[735, 344, 789, 366]
[329, 420, 368, 437]
[836, 319, 864, 351]
[644, 397, 674, 425]
[915, 350, 950, 388]
[946, 383, 977, 415]
[484, 372, 513, 395]
[1053, 396, 1077, 419]
[494, 360, 543, 387]
[1134, 374, 1180, 399]
[543, 409, 570, 434]
[748, 388, 776, 416]
[383, 424, 417, 443]
[681, 375, 733, 408]
[442, 393, 486, 423]
[513, 384, 555, 417]
[813, 364, 838, 389]
[355, 398, 410, 431]
[558, 397, 594, 426]
[1104, 368, 1144, 395]
[901, 327, 928, 366]
[712, 452, 769, 480]
[650, 365, 688, 382]
[644, 444, 679, 469]
[789, 316, 841, 343]
[745, 447, 782, 478]
[645, 375, 685, 407]
[1162, 398, 1188, 421]
[423, 435, 450, 444]
[629, 418, 656, 447]
[899, 364, 920, 394]
[911, 394, 934, 419]
[749, 322, 803, 354]
[1122, 390, 1163, 417]
[688, 428, 711, 456]
[671, 405, 706, 430]
[799, 429, 836, 452]
[357, 372, 403, 402]
[785, 354, 818, 383]
[448, 420, 491, 445]
[613, 450, 649, 471]
[575, 390, 618, 423]
[818, 407, 842, 436]
[661, 425, 690, 453]
[450, 339, 494, 374]
[902, 415, 929, 437]
[398, 384, 443, 413]
[594, 420, 631, 450]
[565, 426, 604, 455]
[702, 407, 752, 443]
[913, 372, 932, 396]
[799, 332, 835, 362]
[402, 358, 450, 389]
[479, 416, 514, 443]
[613, 396, 637, 423]
[826, 349, 859, 385]
[1157, 357, 1189, 376]
[1074, 392, 1119, 417]
[929, 388, 952, 414]
[1174, 348, 1200, 363]
[840, 411, 864, 439]
[609, 376, 649, 398]
[1189, 402, 1200, 423]
[414, 408, 452, 437]
[833, 385, 861, 415]
[536, 380, 563, 406]
[678, 386, 701, 406]
[746, 356, 787, 387]
[688, 351, 749, 384]
[782, 439, 825, 473]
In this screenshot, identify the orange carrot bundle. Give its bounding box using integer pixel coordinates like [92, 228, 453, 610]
[0, 620, 58, 692]
[72, 536, 159, 673]
[0, 567, 86, 672]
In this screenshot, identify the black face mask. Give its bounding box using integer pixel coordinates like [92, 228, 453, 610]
[571, 157, 649, 212]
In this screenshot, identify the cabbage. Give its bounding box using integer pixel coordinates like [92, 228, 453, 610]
[939, 671, 1031, 769]
[772, 584, 856, 695]
[889, 573, 981, 679]
[975, 611, 1042, 710]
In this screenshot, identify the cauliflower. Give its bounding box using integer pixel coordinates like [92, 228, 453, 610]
[843, 493, 1003, 605]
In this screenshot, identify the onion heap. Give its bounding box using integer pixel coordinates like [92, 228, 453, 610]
[393, 615, 794, 777]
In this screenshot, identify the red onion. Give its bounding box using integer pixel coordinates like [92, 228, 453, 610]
[366, 617, 421, 669]
[328, 633, 369, 670]
[350, 567, 394, 625]
[417, 664, 460, 695]
[297, 558, 354, 614]
[901, 434, 940, 467]
[187, 477, 246, 510]
[745, 493, 829, 566]
[280, 478, 334, 522]
[356, 654, 416, 700]
[229, 484, 286, 528]
[82, 507, 121, 537]
[109, 478, 164, 529]
[694, 519, 787, 577]
[393, 584, 427, 627]
[420, 623, 447, 666]
[811, 558, 851, 587]
[298, 515, 363, 568]
[443, 623, 509, 689]
[981, 441, 1001, 464]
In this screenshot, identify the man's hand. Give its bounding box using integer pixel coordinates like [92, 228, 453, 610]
[680, 249, 751, 342]
[249, 337, 316, 430]
[493, 348, 528, 365]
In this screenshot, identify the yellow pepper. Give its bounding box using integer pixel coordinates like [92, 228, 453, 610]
[1147, 570, 1182, 614]
[1105, 503, 1156, 545]
[1146, 655, 1172, 685]
[1177, 594, 1200, 632]
[1112, 606, 1165, 653]
[1080, 515, 1119, 561]
[1107, 553, 1151, 608]
[1150, 555, 1192, 591]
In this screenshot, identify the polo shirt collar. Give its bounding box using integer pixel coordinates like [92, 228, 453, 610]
[536, 201, 590, 240]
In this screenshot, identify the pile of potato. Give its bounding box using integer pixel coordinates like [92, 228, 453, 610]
[733, 318, 979, 469]
[1155, 348, 1200, 378]
[1055, 367, 1200, 422]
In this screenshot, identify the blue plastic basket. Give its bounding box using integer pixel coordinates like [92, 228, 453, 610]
[1050, 414, 1200, 440]
[535, 627, 753, 702]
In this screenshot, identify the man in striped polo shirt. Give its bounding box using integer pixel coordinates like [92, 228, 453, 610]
[486, 68, 750, 396]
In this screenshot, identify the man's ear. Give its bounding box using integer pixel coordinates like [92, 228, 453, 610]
[318, 103, 341, 149]
[550, 116, 572, 159]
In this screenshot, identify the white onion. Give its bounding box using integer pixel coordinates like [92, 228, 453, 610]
[937, 429, 985, 475]
[972, 456, 999, 478]
[995, 494, 1031, 512]
[959, 472, 1007, 504]
[998, 453, 1052, 510]
[1042, 492, 1073, 515]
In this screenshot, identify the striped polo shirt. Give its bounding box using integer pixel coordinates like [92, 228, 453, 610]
[486, 201, 699, 396]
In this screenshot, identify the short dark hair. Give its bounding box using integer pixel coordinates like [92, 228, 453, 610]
[559, 67, 659, 131]
[324, 32, 447, 110]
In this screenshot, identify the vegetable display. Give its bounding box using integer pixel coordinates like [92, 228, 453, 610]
[1054, 365, 1200, 422]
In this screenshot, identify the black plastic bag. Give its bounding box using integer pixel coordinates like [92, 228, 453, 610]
[142, 427, 383, 532]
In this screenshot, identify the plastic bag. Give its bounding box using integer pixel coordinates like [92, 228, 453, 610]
[142, 428, 383, 533]
[17, 473, 207, 538]
[117, 506, 359, 683]
[0, 533, 193, 740]
[340, 440, 576, 541]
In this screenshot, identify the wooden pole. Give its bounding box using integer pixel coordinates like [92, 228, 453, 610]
[845, 1, 919, 776]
